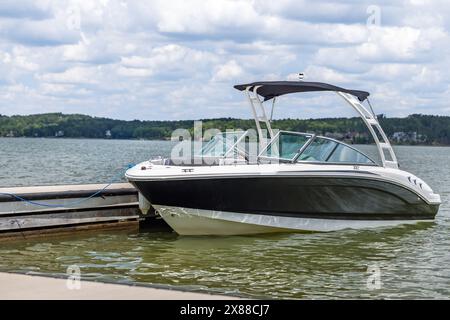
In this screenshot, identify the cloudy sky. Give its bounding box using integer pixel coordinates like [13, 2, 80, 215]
[0, 0, 449, 120]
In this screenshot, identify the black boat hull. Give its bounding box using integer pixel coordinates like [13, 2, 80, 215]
[132, 176, 439, 221]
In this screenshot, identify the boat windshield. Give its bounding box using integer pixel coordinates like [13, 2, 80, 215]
[197, 131, 247, 158]
[261, 131, 376, 165]
[263, 132, 312, 160]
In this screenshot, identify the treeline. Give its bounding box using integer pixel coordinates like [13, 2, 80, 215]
[0, 113, 191, 140]
[0, 113, 449, 145]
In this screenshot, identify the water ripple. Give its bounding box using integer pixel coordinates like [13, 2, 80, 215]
[0, 141, 449, 299]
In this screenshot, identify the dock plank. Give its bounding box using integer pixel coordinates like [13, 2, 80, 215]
[0, 183, 144, 237]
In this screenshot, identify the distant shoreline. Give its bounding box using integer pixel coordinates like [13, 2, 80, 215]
[0, 136, 448, 147]
[0, 136, 172, 141]
[1, 112, 449, 146]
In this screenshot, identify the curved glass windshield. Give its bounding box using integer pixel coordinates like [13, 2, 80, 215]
[264, 132, 311, 160]
[326, 143, 374, 164]
[297, 138, 337, 162]
[298, 137, 375, 164]
[260, 131, 376, 165]
[198, 131, 246, 157]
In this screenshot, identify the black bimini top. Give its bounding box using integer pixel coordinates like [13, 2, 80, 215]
[234, 81, 370, 102]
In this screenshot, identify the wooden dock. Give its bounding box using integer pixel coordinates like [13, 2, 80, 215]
[0, 183, 237, 300]
[0, 272, 237, 300]
[0, 185, 238, 300]
[0, 183, 154, 240]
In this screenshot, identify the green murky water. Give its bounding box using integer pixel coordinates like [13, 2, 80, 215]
[0, 139, 449, 299]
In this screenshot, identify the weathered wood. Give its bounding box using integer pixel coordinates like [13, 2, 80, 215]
[0, 220, 139, 241]
[0, 202, 139, 218]
[0, 183, 149, 240]
[0, 196, 138, 215]
[0, 209, 140, 231]
[0, 183, 135, 199]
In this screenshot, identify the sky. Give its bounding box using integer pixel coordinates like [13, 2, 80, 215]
[0, 0, 449, 120]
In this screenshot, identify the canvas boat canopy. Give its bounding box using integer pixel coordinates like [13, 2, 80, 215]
[234, 81, 370, 102]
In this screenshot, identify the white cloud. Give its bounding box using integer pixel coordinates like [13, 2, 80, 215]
[358, 26, 447, 62]
[0, 0, 449, 119]
[212, 60, 243, 82]
[0, 0, 52, 19]
[38, 66, 100, 84]
[303, 65, 348, 84]
[154, 0, 259, 34]
[118, 44, 219, 80]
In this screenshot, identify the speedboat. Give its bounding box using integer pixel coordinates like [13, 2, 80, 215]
[126, 81, 441, 235]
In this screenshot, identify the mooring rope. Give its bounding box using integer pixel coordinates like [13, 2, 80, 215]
[0, 164, 135, 208]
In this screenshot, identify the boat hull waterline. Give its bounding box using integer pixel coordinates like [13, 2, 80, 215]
[154, 205, 432, 235]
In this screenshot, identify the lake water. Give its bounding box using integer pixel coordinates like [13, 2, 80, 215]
[0, 138, 449, 299]
[0, 138, 177, 187]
